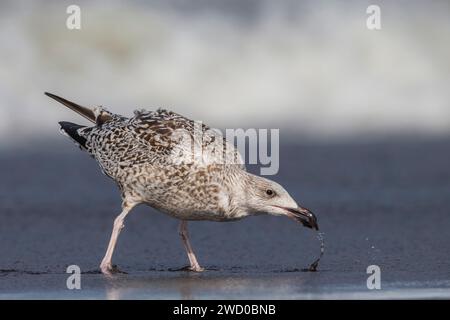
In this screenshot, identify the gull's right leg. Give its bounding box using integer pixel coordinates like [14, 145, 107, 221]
[100, 200, 138, 275]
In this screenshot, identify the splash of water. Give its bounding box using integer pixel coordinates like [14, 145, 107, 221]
[304, 231, 325, 272]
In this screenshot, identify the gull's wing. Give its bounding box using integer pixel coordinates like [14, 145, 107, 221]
[47, 92, 245, 182]
[128, 109, 245, 168]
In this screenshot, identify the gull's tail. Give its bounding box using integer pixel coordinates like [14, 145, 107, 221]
[45, 92, 96, 123]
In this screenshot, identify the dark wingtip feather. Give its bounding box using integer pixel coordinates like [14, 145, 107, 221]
[59, 121, 88, 150]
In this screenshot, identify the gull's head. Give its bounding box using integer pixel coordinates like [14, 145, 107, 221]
[242, 174, 318, 230]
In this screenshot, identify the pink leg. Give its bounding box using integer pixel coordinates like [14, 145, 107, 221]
[100, 201, 137, 275]
[179, 220, 204, 272]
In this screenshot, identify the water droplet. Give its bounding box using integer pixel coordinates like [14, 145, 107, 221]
[307, 231, 325, 272]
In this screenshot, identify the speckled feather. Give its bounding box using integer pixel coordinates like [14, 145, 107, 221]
[72, 107, 247, 221]
[47, 93, 318, 274]
[47, 91, 311, 228]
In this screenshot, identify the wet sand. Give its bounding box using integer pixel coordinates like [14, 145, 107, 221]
[1, 138, 450, 299]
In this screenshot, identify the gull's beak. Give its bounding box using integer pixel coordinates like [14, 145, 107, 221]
[284, 206, 319, 230]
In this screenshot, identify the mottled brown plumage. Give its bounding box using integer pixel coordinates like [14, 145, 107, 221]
[46, 92, 318, 275]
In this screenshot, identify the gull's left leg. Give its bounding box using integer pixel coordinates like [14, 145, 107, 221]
[178, 220, 204, 272]
[100, 200, 138, 275]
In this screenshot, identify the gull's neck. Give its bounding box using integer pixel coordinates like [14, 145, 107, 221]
[221, 168, 259, 219]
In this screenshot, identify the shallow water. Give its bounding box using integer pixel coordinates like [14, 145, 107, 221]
[1, 139, 450, 299]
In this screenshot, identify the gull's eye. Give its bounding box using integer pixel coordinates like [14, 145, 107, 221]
[266, 189, 275, 197]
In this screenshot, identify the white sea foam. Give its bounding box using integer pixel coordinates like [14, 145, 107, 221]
[0, 0, 449, 148]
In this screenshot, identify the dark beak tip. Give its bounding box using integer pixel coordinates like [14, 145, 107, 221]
[311, 215, 319, 231]
[299, 208, 319, 231]
[284, 206, 319, 230]
[302, 220, 319, 231]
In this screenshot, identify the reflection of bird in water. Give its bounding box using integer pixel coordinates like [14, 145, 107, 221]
[46, 92, 318, 275]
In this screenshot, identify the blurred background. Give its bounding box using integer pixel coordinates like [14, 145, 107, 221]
[0, 0, 449, 147]
[0, 0, 450, 299]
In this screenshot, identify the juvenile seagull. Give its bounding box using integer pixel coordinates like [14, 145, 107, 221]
[46, 92, 318, 275]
